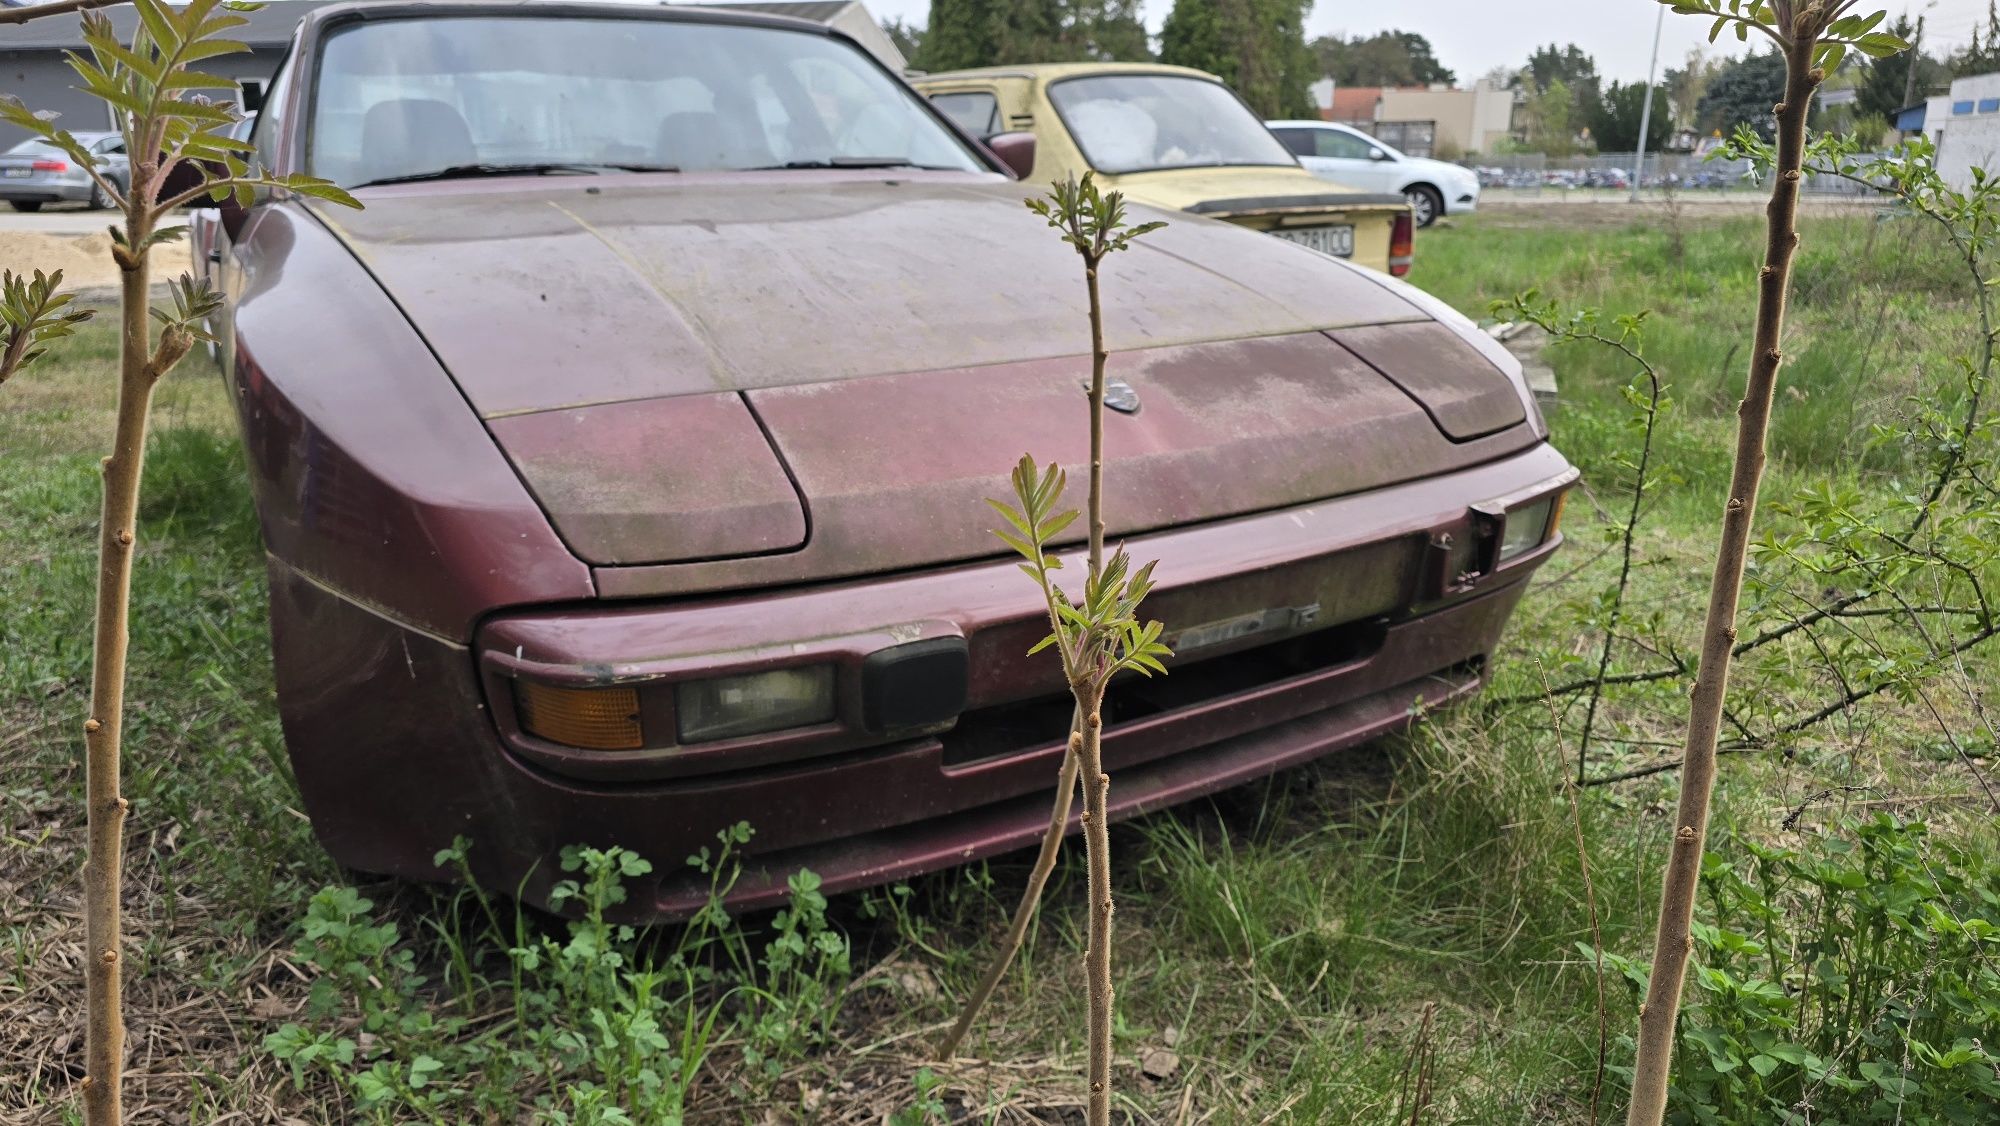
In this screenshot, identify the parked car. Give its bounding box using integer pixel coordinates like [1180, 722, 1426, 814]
[203, 0, 1573, 919]
[1265, 120, 1479, 228]
[916, 63, 1416, 276]
[0, 131, 129, 211]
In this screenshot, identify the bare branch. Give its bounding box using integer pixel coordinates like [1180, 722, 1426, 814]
[0, 0, 122, 26]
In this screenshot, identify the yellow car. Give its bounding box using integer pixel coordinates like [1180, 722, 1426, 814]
[914, 62, 1414, 276]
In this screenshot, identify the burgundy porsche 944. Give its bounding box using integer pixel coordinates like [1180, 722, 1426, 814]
[205, 0, 1575, 918]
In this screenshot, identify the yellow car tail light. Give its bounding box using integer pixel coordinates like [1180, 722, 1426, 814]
[514, 681, 643, 750]
[1389, 210, 1415, 277]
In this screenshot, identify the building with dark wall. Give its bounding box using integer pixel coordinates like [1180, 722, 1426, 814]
[1, 1, 333, 150]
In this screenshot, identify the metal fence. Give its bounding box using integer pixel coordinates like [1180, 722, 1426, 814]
[1464, 151, 1873, 196]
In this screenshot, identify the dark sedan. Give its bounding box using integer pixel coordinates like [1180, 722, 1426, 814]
[206, 0, 1574, 919]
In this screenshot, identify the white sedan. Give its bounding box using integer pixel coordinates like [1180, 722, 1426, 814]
[1267, 120, 1479, 228]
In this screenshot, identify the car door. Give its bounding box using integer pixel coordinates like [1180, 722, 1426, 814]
[91, 135, 129, 192]
[924, 79, 1052, 179]
[928, 87, 1003, 141]
[1301, 126, 1399, 193]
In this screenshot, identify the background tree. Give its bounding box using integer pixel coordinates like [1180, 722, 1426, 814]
[1053, 0, 1151, 62]
[882, 15, 924, 63]
[1952, 1, 2000, 76]
[1523, 43, 1602, 101]
[1591, 80, 1673, 152]
[1311, 29, 1456, 87]
[1857, 14, 1945, 117]
[918, 0, 1150, 69]
[1665, 47, 1726, 130]
[1518, 43, 1603, 149]
[1697, 48, 1790, 140]
[1159, 0, 1317, 118]
[1522, 78, 1583, 156]
[918, 0, 1058, 70]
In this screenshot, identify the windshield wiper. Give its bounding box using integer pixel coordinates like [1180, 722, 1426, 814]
[352, 161, 679, 188]
[745, 157, 960, 171]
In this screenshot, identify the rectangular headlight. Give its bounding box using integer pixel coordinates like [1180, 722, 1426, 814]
[1499, 495, 1560, 563]
[676, 665, 836, 744]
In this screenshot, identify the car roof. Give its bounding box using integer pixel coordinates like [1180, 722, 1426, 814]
[917, 61, 1222, 84]
[303, 0, 837, 37]
[9, 131, 115, 147]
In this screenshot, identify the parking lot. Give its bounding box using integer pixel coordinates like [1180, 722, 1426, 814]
[0, 202, 109, 234]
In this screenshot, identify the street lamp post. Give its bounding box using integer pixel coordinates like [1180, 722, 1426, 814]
[1632, 3, 1666, 203]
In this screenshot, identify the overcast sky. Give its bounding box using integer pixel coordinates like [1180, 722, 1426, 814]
[862, 1, 2000, 85]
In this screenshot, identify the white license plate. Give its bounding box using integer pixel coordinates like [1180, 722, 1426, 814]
[1, 168, 31, 178]
[1271, 224, 1354, 258]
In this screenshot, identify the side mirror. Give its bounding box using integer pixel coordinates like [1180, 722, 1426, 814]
[161, 152, 248, 227]
[1369, 148, 1392, 162]
[984, 131, 1037, 180]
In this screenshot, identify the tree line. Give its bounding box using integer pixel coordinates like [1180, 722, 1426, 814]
[893, 2, 1982, 156]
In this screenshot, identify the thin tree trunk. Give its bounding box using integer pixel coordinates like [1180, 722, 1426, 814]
[1080, 251, 1114, 1126]
[938, 709, 1081, 1060]
[1085, 261, 1106, 577]
[1078, 694, 1113, 1126]
[1625, 31, 1819, 1126]
[84, 206, 154, 1126]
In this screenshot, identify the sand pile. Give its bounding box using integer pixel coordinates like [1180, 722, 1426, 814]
[0, 229, 125, 292]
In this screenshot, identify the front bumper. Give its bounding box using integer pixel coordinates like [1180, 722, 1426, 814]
[271, 443, 1574, 919]
[1446, 185, 1480, 215]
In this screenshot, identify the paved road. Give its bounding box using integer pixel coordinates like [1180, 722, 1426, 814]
[0, 205, 115, 235]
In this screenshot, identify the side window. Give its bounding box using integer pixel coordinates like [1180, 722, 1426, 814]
[1269, 127, 1312, 157]
[95, 137, 126, 155]
[929, 90, 1000, 137]
[1316, 129, 1377, 161]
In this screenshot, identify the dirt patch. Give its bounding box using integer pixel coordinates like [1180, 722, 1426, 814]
[0, 230, 124, 293]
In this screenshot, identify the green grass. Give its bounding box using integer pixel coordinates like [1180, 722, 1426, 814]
[3, 204, 1997, 1123]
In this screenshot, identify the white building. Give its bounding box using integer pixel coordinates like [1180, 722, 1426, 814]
[1933, 73, 2000, 190]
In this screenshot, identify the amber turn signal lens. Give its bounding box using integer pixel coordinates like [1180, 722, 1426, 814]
[514, 681, 643, 750]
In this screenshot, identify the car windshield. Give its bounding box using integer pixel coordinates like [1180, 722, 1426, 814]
[309, 16, 984, 187]
[1048, 74, 1297, 175]
[5, 139, 62, 156]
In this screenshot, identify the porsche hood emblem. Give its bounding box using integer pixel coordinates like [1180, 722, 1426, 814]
[1085, 377, 1143, 415]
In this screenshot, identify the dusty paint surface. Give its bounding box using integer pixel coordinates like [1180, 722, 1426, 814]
[311, 174, 1425, 418]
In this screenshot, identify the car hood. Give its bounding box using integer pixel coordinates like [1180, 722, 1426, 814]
[311, 174, 1422, 417]
[1105, 165, 1402, 215]
[310, 174, 1524, 574]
